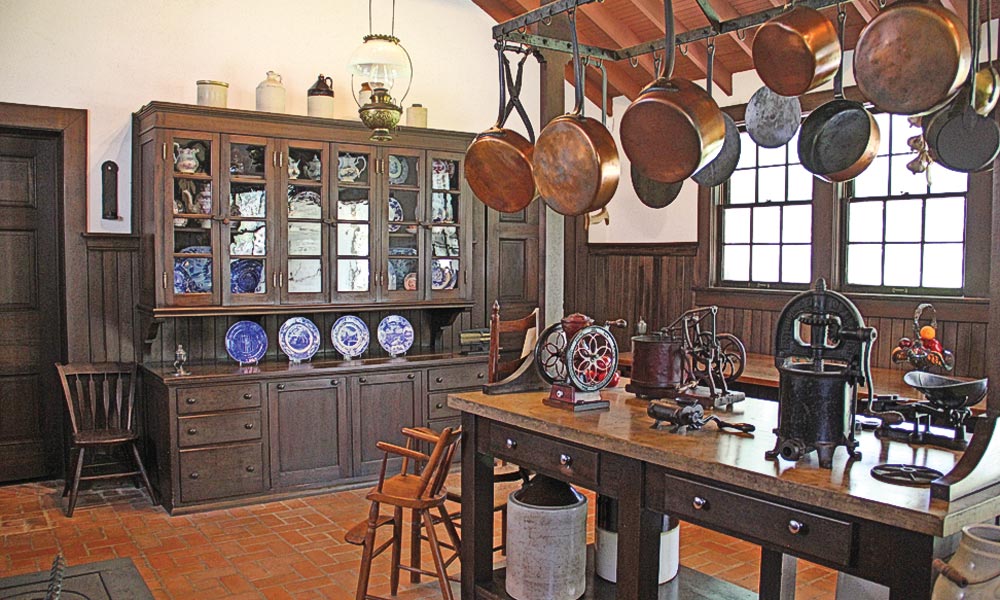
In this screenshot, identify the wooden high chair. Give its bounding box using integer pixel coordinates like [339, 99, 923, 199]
[345, 426, 462, 600]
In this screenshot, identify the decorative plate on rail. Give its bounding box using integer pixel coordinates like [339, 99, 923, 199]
[388, 197, 404, 232]
[377, 315, 414, 357]
[388, 156, 408, 185]
[225, 321, 268, 364]
[174, 247, 213, 294]
[331, 315, 370, 359]
[230, 259, 264, 294]
[278, 317, 321, 362]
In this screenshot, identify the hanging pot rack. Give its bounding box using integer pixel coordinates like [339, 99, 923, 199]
[494, 0, 868, 62]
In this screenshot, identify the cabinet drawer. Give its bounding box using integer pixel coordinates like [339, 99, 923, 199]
[177, 410, 262, 448]
[428, 364, 487, 391]
[654, 471, 854, 567]
[179, 442, 265, 503]
[428, 391, 461, 420]
[176, 383, 261, 414]
[488, 423, 598, 488]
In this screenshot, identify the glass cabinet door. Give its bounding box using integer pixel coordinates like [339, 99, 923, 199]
[426, 151, 467, 300]
[333, 143, 377, 302]
[222, 135, 276, 305]
[282, 141, 329, 303]
[166, 132, 220, 306]
[381, 148, 423, 301]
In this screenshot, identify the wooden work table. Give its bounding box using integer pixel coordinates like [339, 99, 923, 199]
[450, 386, 1000, 599]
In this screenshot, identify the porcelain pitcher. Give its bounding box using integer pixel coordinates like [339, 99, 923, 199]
[173, 144, 200, 173]
[933, 524, 1000, 599]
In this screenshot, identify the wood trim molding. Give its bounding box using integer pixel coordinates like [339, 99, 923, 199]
[586, 242, 698, 256]
[0, 102, 88, 362]
[83, 233, 140, 251]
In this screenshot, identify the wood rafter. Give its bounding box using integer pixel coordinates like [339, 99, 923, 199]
[631, 0, 735, 94]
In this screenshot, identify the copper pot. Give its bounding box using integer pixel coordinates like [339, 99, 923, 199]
[620, 0, 724, 184]
[533, 12, 620, 216]
[753, 6, 841, 97]
[466, 47, 535, 213]
[853, 0, 971, 116]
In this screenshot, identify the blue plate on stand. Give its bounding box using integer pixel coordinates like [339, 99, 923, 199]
[331, 315, 370, 359]
[278, 317, 321, 362]
[377, 315, 414, 357]
[231, 259, 264, 294]
[225, 321, 268, 365]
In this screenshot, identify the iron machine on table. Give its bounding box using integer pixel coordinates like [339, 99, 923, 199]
[534, 313, 627, 411]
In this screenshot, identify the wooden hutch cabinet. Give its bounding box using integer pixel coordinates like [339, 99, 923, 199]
[133, 103, 489, 513]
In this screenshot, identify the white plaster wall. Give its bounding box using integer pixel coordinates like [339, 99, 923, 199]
[0, 0, 542, 233]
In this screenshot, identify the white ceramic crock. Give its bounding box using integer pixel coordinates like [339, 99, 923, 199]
[256, 71, 286, 113]
[933, 524, 1000, 600]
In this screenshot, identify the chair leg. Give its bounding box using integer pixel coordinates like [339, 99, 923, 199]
[390, 506, 403, 595]
[129, 442, 155, 503]
[355, 501, 381, 600]
[66, 447, 86, 518]
[438, 504, 461, 556]
[62, 448, 77, 498]
[422, 509, 455, 600]
[410, 508, 422, 583]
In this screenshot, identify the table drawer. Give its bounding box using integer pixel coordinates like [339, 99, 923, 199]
[655, 471, 854, 567]
[428, 391, 461, 420]
[179, 442, 265, 503]
[428, 364, 487, 391]
[177, 410, 262, 448]
[488, 423, 598, 488]
[176, 383, 261, 415]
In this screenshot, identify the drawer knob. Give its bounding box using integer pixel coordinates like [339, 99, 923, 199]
[246, 465, 256, 473]
[407, 373, 416, 380]
[187, 428, 198, 435]
[692, 496, 707, 510]
[360, 377, 368, 383]
[559, 454, 572, 466]
[330, 379, 339, 386]
[505, 438, 517, 449]
[185, 397, 197, 405]
[277, 384, 286, 391]
[436, 377, 444, 383]
[245, 422, 254, 430]
[243, 393, 253, 400]
[477, 372, 485, 379]
[436, 402, 444, 409]
[189, 472, 200, 480]
[788, 520, 804, 535]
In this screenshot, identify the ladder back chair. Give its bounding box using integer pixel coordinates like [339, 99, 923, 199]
[55, 363, 153, 517]
[487, 300, 540, 383]
[345, 425, 463, 600]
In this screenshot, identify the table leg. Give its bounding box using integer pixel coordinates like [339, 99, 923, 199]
[614, 460, 660, 599]
[759, 548, 796, 600]
[460, 413, 494, 600]
[887, 533, 935, 600]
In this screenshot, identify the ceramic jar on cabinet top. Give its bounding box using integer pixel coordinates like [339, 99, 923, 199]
[933, 524, 1000, 599]
[307, 74, 335, 118]
[256, 71, 286, 113]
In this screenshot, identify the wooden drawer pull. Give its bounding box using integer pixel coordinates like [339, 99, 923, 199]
[277, 384, 286, 390]
[692, 496, 708, 510]
[560, 454, 572, 466]
[187, 428, 198, 435]
[505, 438, 517, 450]
[477, 372, 485, 379]
[243, 393, 253, 400]
[189, 472, 199, 480]
[360, 377, 368, 383]
[330, 380, 339, 386]
[407, 373, 416, 380]
[788, 520, 805, 535]
[436, 377, 444, 383]
[244, 423, 254, 430]
[246, 465, 256, 473]
[186, 397, 197, 405]
[436, 402, 444, 409]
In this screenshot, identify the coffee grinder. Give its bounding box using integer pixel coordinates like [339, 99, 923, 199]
[766, 279, 877, 468]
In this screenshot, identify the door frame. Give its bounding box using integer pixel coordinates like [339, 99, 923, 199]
[0, 102, 88, 476]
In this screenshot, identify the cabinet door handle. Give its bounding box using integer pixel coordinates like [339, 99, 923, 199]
[407, 373, 415, 380]
[272, 151, 277, 167]
[359, 377, 368, 383]
[189, 472, 200, 480]
[272, 272, 279, 288]
[787, 520, 804, 535]
[278, 152, 283, 168]
[246, 465, 256, 473]
[186, 397, 198, 405]
[187, 428, 198, 435]
[436, 377, 444, 383]
[505, 438, 517, 449]
[278, 272, 283, 288]
[244, 422, 254, 430]
[277, 383, 286, 391]
[692, 496, 707, 510]
[243, 393, 253, 400]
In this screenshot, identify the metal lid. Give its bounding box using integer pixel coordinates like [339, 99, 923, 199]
[196, 80, 229, 87]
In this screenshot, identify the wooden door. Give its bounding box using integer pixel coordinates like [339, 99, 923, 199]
[331, 142, 378, 303]
[268, 377, 351, 487]
[380, 147, 425, 302]
[280, 140, 330, 304]
[0, 132, 62, 481]
[350, 370, 423, 476]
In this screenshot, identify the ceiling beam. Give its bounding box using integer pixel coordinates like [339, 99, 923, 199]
[691, 0, 755, 56]
[630, 0, 735, 94]
[851, 0, 876, 23]
[573, 3, 659, 81]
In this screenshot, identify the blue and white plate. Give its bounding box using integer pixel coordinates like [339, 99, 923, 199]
[174, 248, 213, 294]
[377, 315, 414, 357]
[230, 259, 264, 294]
[331, 315, 370, 359]
[225, 320, 268, 364]
[278, 317, 321, 362]
[388, 155, 409, 185]
[388, 197, 403, 232]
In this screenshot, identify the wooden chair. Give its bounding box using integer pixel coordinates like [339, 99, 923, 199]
[345, 426, 463, 600]
[487, 300, 540, 383]
[55, 363, 153, 517]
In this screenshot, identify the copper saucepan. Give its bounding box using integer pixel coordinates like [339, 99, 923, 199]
[465, 45, 535, 213]
[619, 0, 725, 184]
[853, 0, 971, 116]
[753, 5, 841, 97]
[532, 10, 620, 217]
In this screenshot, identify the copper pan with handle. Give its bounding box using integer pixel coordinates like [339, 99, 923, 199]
[853, 0, 971, 116]
[753, 5, 841, 97]
[465, 44, 536, 213]
[532, 9, 620, 216]
[619, 0, 725, 184]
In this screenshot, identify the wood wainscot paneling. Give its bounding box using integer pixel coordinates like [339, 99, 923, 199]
[83, 234, 141, 363]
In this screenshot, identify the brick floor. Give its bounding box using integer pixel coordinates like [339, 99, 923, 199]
[0, 480, 838, 598]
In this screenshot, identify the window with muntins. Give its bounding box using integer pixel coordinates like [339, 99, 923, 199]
[718, 130, 814, 288]
[845, 113, 968, 293]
